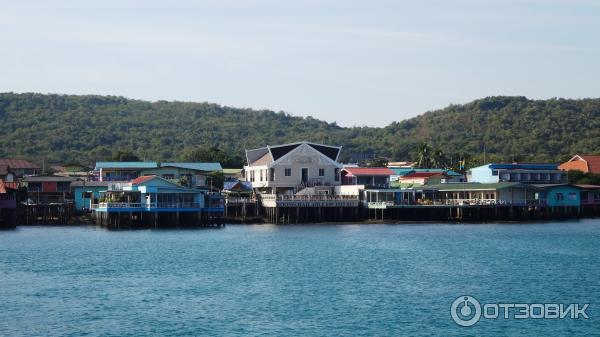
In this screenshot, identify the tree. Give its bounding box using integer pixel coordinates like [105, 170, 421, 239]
[111, 150, 140, 162]
[368, 157, 389, 167]
[415, 142, 434, 168]
[181, 146, 242, 168]
[206, 171, 225, 190]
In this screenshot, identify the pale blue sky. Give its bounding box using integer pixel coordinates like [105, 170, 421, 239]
[1, 0, 599, 126]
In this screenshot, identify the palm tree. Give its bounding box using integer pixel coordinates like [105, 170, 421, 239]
[415, 142, 433, 168]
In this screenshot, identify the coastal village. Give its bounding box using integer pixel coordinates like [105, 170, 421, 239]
[1, 141, 600, 228]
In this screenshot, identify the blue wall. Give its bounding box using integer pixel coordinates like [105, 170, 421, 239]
[73, 186, 106, 211]
[543, 186, 580, 207]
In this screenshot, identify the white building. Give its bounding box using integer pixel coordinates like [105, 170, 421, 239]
[244, 141, 343, 194]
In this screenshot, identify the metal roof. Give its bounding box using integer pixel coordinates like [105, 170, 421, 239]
[0, 159, 40, 169]
[425, 182, 530, 191]
[23, 176, 79, 182]
[161, 162, 222, 171]
[488, 163, 559, 170]
[95, 162, 158, 169]
[342, 167, 395, 176]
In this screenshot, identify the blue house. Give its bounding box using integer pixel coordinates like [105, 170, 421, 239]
[467, 163, 567, 184]
[533, 184, 581, 208]
[92, 175, 223, 227]
[71, 181, 115, 211]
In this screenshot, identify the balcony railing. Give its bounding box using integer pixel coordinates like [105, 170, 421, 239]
[366, 198, 547, 208]
[94, 202, 202, 209]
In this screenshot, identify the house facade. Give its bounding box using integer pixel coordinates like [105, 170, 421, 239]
[467, 163, 567, 184]
[398, 172, 449, 186]
[341, 167, 395, 188]
[559, 154, 600, 174]
[95, 161, 222, 187]
[244, 141, 343, 194]
[22, 175, 78, 204]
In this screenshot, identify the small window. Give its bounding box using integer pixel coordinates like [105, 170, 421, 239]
[492, 170, 498, 176]
[260, 170, 263, 181]
[284, 168, 291, 176]
[334, 168, 340, 181]
[556, 193, 564, 200]
[568, 192, 577, 200]
[319, 168, 325, 176]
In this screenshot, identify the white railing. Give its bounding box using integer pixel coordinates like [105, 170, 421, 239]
[365, 199, 547, 207]
[94, 202, 202, 209]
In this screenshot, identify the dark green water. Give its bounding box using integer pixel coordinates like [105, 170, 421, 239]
[1, 221, 599, 336]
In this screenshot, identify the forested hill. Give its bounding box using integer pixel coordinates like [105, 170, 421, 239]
[0, 93, 598, 167]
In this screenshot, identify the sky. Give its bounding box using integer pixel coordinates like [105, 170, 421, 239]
[1, 0, 599, 127]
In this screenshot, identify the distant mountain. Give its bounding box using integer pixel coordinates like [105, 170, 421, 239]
[0, 93, 598, 167]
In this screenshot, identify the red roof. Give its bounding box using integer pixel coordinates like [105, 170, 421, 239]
[579, 155, 600, 174]
[0, 180, 5, 194]
[0, 159, 39, 169]
[402, 172, 447, 179]
[342, 167, 395, 176]
[131, 175, 157, 185]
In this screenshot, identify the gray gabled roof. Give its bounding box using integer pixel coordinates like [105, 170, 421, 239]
[246, 141, 342, 165]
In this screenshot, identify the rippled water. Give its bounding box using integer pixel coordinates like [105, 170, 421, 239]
[1, 221, 599, 336]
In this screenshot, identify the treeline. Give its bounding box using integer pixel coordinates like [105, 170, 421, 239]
[0, 93, 598, 168]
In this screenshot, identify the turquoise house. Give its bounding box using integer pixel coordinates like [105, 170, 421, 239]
[534, 184, 581, 208]
[71, 181, 113, 211]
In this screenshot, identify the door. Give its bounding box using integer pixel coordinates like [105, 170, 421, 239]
[301, 168, 309, 183]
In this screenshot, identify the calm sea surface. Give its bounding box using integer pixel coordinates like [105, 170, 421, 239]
[1, 221, 599, 336]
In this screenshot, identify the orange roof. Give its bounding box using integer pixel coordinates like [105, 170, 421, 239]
[0, 180, 5, 194]
[342, 167, 395, 176]
[578, 155, 600, 174]
[131, 175, 157, 185]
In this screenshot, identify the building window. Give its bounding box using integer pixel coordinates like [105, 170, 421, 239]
[269, 168, 275, 181]
[334, 168, 340, 181]
[284, 168, 291, 176]
[319, 168, 325, 176]
[260, 170, 263, 181]
[492, 170, 498, 176]
[162, 174, 175, 179]
[568, 192, 577, 200]
[556, 193, 564, 200]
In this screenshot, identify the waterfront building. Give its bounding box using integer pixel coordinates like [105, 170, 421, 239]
[532, 184, 580, 209]
[419, 182, 541, 205]
[0, 180, 17, 228]
[92, 175, 224, 227]
[95, 161, 222, 187]
[467, 163, 567, 184]
[341, 167, 395, 188]
[577, 184, 600, 215]
[0, 159, 40, 179]
[223, 180, 253, 196]
[398, 171, 449, 186]
[389, 168, 464, 183]
[22, 175, 78, 204]
[95, 161, 158, 181]
[71, 181, 120, 211]
[141, 162, 223, 188]
[244, 141, 343, 194]
[559, 154, 600, 174]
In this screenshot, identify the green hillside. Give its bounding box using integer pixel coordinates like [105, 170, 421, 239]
[0, 93, 598, 167]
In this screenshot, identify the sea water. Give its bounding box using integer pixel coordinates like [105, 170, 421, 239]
[1, 221, 599, 336]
